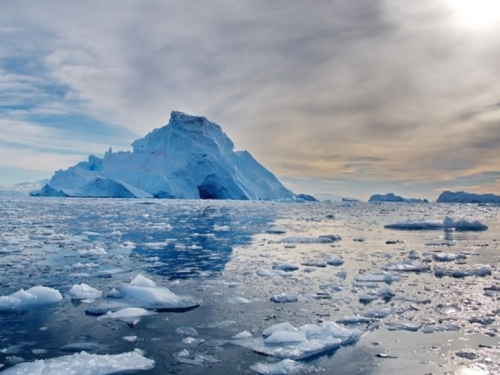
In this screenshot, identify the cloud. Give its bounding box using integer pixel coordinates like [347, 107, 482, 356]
[1, 0, 500, 194]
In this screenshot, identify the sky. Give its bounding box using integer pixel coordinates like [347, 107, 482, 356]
[1, 0, 500, 200]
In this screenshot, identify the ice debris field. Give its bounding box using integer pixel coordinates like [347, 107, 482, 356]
[0, 197, 499, 374]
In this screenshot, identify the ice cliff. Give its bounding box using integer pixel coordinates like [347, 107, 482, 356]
[31, 111, 295, 200]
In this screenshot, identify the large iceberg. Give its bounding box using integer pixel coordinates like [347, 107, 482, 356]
[31, 111, 295, 200]
[437, 190, 500, 203]
[369, 193, 428, 203]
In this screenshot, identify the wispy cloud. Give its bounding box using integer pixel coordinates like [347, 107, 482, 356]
[0, 0, 499, 196]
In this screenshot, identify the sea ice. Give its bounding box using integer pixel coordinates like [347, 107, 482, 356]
[422, 323, 461, 333]
[432, 252, 467, 262]
[67, 283, 102, 300]
[325, 257, 345, 266]
[384, 322, 420, 332]
[281, 235, 341, 244]
[382, 261, 430, 272]
[354, 272, 398, 283]
[97, 307, 157, 320]
[130, 274, 156, 287]
[0, 286, 63, 312]
[250, 359, 303, 375]
[336, 316, 373, 325]
[229, 296, 251, 304]
[60, 342, 107, 353]
[233, 321, 362, 360]
[272, 263, 299, 272]
[270, 293, 298, 303]
[111, 283, 200, 312]
[1, 350, 155, 374]
[384, 216, 488, 231]
[263, 322, 299, 337]
[434, 266, 492, 278]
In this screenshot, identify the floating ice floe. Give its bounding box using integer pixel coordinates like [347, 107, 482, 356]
[228, 296, 251, 304]
[256, 269, 291, 278]
[270, 293, 298, 303]
[130, 273, 156, 287]
[384, 216, 488, 231]
[432, 252, 467, 262]
[421, 323, 460, 333]
[67, 283, 102, 300]
[98, 307, 157, 321]
[325, 257, 344, 266]
[1, 350, 155, 374]
[0, 286, 62, 313]
[250, 359, 303, 375]
[336, 316, 373, 325]
[110, 282, 201, 312]
[354, 272, 399, 283]
[301, 261, 327, 268]
[434, 266, 492, 278]
[382, 261, 430, 272]
[174, 349, 221, 366]
[281, 235, 341, 244]
[232, 321, 362, 360]
[272, 262, 299, 272]
[384, 322, 420, 332]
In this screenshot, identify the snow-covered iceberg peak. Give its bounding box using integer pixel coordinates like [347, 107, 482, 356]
[132, 111, 234, 155]
[31, 111, 295, 200]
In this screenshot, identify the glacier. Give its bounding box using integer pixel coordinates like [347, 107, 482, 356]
[31, 111, 295, 200]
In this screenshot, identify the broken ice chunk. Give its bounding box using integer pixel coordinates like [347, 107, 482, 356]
[233, 321, 362, 360]
[382, 261, 430, 272]
[434, 266, 492, 278]
[422, 323, 460, 333]
[384, 322, 420, 332]
[1, 351, 155, 374]
[272, 263, 299, 272]
[354, 272, 398, 283]
[325, 257, 345, 266]
[67, 283, 102, 300]
[263, 322, 299, 337]
[0, 286, 63, 313]
[270, 293, 298, 303]
[250, 359, 303, 375]
[264, 330, 307, 345]
[130, 274, 157, 287]
[432, 252, 467, 262]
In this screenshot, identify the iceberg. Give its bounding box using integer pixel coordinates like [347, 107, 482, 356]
[369, 193, 429, 203]
[1, 351, 155, 374]
[67, 283, 102, 300]
[31, 111, 295, 200]
[437, 190, 500, 203]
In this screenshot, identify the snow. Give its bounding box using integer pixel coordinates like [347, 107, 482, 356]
[384, 216, 488, 231]
[31, 111, 295, 200]
[1, 351, 155, 374]
[67, 283, 102, 300]
[0, 286, 62, 312]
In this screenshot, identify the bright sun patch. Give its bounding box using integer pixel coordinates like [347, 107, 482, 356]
[448, 0, 500, 29]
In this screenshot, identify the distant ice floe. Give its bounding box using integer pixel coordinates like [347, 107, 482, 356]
[232, 321, 362, 360]
[1, 350, 155, 374]
[434, 266, 492, 278]
[270, 293, 298, 303]
[280, 235, 341, 244]
[384, 216, 488, 231]
[354, 272, 399, 284]
[0, 286, 62, 313]
[272, 262, 299, 272]
[382, 261, 430, 272]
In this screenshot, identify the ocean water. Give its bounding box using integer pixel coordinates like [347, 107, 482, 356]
[0, 197, 499, 374]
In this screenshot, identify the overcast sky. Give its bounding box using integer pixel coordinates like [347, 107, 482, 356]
[1, 0, 500, 199]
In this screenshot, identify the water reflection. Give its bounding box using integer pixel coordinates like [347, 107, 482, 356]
[128, 204, 277, 279]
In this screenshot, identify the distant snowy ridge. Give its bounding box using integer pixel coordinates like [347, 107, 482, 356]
[437, 190, 500, 203]
[369, 193, 428, 203]
[0, 179, 48, 196]
[31, 111, 295, 200]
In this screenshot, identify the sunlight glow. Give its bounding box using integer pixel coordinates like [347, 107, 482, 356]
[448, 0, 500, 29]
